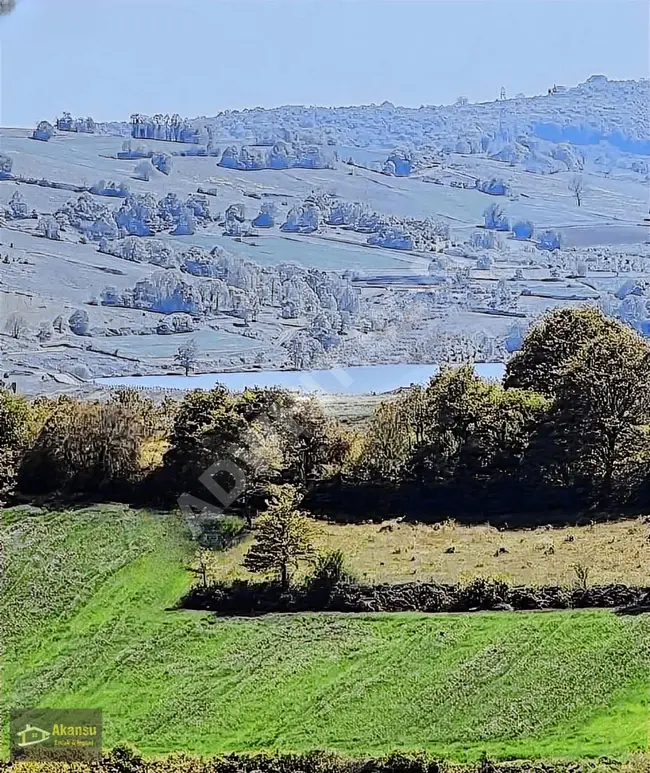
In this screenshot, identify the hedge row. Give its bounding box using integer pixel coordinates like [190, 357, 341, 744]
[3, 748, 646, 773]
[182, 578, 650, 616]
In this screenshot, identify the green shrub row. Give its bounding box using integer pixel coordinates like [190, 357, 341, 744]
[182, 577, 650, 616]
[3, 747, 646, 773]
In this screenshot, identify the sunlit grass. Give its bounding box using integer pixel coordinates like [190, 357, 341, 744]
[2, 505, 648, 762]
[207, 516, 650, 586]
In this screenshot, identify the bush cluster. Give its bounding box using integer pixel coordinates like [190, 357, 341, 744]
[182, 577, 650, 616]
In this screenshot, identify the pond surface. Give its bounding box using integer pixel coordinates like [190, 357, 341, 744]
[98, 362, 506, 394]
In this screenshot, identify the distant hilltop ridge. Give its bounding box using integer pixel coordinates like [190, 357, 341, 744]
[23, 76, 650, 156]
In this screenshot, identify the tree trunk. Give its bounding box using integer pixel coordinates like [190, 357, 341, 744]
[280, 562, 289, 590]
[600, 430, 618, 506]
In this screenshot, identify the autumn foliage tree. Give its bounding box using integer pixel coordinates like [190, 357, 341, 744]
[19, 390, 164, 496]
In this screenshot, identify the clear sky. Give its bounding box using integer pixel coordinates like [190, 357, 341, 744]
[0, 0, 648, 126]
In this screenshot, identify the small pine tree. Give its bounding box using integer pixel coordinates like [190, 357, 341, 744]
[243, 484, 317, 588]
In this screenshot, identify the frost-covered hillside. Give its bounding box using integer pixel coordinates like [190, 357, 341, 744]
[0, 76, 649, 394]
[95, 76, 650, 155]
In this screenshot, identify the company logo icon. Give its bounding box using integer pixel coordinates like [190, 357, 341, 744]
[16, 725, 51, 748]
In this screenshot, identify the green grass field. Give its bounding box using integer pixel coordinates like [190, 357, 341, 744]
[2, 505, 649, 762]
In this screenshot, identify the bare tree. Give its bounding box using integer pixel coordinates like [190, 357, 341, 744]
[5, 313, 27, 339]
[174, 338, 199, 376]
[134, 160, 151, 182]
[569, 175, 585, 207]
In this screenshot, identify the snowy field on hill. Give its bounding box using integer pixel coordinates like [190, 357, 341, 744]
[0, 75, 649, 394]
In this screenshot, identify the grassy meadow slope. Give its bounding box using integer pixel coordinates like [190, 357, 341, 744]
[1, 506, 648, 762]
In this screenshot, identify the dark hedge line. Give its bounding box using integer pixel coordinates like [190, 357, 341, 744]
[2, 747, 643, 773]
[305, 481, 602, 526]
[181, 578, 650, 616]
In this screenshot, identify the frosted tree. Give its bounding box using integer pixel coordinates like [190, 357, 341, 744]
[225, 203, 246, 222]
[90, 180, 130, 198]
[538, 230, 562, 251]
[171, 207, 196, 236]
[477, 178, 509, 196]
[69, 309, 90, 336]
[568, 175, 585, 207]
[512, 220, 534, 240]
[470, 230, 503, 249]
[428, 256, 449, 275]
[223, 203, 249, 236]
[476, 254, 494, 270]
[115, 193, 162, 236]
[169, 314, 194, 333]
[88, 214, 119, 241]
[152, 152, 173, 175]
[32, 120, 54, 142]
[0, 154, 13, 179]
[158, 193, 184, 228]
[219, 146, 241, 169]
[269, 141, 293, 169]
[483, 203, 509, 230]
[223, 217, 247, 237]
[280, 203, 320, 234]
[37, 216, 61, 240]
[56, 193, 114, 235]
[284, 332, 323, 369]
[383, 149, 412, 176]
[368, 226, 413, 250]
[7, 191, 30, 219]
[134, 160, 151, 181]
[174, 338, 199, 376]
[252, 202, 277, 228]
[619, 295, 649, 329]
[184, 193, 212, 223]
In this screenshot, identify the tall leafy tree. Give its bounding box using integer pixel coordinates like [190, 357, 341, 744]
[536, 325, 650, 505]
[504, 306, 619, 397]
[243, 484, 317, 588]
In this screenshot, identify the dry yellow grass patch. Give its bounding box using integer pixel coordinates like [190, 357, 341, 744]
[208, 517, 650, 586]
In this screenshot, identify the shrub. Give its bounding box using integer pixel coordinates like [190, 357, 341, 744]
[0, 390, 32, 503]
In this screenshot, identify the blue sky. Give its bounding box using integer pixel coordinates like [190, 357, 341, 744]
[1, 0, 648, 126]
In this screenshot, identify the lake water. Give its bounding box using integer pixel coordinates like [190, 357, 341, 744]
[97, 362, 506, 394]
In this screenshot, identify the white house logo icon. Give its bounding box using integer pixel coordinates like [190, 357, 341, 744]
[16, 725, 51, 747]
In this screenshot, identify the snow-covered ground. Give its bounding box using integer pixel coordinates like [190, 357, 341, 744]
[0, 75, 649, 394]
